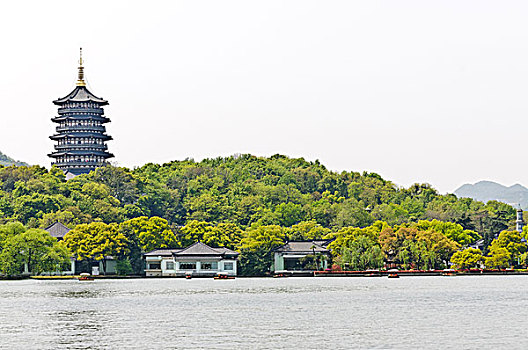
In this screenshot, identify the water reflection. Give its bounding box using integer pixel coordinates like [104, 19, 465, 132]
[45, 306, 116, 349]
[50, 290, 104, 299]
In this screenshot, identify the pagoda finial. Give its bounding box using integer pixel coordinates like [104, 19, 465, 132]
[76, 47, 86, 87]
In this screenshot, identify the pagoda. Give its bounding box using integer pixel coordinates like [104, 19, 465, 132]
[48, 48, 114, 176]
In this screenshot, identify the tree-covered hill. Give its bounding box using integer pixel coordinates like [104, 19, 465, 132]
[0, 154, 525, 276]
[0, 154, 518, 252]
[0, 151, 28, 167]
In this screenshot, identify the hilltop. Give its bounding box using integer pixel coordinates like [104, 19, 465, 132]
[0, 151, 28, 167]
[455, 181, 528, 210]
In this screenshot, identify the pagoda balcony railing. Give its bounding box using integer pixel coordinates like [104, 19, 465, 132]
[52, 115, 110, 123]
[56, 125, 106, 133]
[52, 161, 107, 167]
[54, 144, 108, 151]
[58, 107, 104, 115]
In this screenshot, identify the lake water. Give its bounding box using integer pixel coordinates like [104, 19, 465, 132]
[0, 276, 527, 349]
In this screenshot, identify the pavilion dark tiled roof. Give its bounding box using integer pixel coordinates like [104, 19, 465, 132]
[44, 222, 71, 239]
[144, 248, 183, 257]
[214, 247, 240, 255]
[274, 240, 332, 254]
[174, 242, 239, 257]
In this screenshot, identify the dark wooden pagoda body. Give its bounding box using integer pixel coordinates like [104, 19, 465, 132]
[48, 57, 113, 175]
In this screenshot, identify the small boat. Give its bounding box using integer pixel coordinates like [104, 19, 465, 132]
[387, 269, 399, 278]
[364, 269, 381, 277]
[214, 272, 235, 280]
[442, 269, 457, 276]
[273, 272, 289, 278]
[78, 273, 94, 281]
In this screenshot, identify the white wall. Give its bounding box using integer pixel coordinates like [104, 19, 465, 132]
[158, 258, 237, 276]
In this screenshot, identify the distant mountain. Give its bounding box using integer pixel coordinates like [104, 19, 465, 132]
[0, 151, 28, 167]
[455, 180, 528, 210]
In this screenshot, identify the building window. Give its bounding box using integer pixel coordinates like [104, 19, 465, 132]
[201, 262, 218, 270]
[148, 263, 161, 270]
[166, 261, 174, 270]
[224, 262, 234, 271]
[180, 262, 196, 270]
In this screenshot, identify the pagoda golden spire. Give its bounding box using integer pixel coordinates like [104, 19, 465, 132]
[76, 47, 86, 86]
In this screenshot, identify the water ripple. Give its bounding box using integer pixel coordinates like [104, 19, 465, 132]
[1, 276, 528, 349]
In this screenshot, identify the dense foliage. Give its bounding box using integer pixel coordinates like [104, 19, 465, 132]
[0, 154, 524, 276]
[0, 155, 519, 239]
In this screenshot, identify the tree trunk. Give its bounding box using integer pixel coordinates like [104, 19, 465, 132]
[27, 249, 32, 275]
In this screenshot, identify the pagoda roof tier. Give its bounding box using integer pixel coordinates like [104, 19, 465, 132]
[49, 150, 114, 158]
[52, 115, 110, 123]
[49, 154, 114, 160]
[65, 168, 96, 176]
[51, 161, 109, 169]
[49, 133, 113, 141]
[54, 86, 108, 105]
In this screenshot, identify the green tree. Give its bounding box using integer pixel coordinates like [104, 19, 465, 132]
[38, 242, 71, 275]
[285, 220, 330, 241]
[332, 199, 374, 228]
[0, 221, 26, 241]
[0, 226, 70, 276]
[238, 225, 285, 276]
[178, 220, 216, 247]
[396, 239, 429, 270]
[63, 222, 129, 274]
[12, 193, 61, 222]
[118, 216, 178, 274]
[415, 220, 480, 246]
[450, 248, 483, 269]
[274, 202, 304, 227]
[39, 208, 92, 228]
[341, 236, 384, 270]
[119, 216, 178, 252]
[89, 166, 141, 204]
[325, 221, 387, 257]
[115, 259, 133, 276]
[485, 246, 511, 269]
[203, 223, 244, 250]
[491, 230, 527, 265]
[415, 229, 460, 268]
[371, 203, 409, 226]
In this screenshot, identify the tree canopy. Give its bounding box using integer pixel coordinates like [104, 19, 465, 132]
[0, 155, 524, 276]
[0, 224, 69, 276]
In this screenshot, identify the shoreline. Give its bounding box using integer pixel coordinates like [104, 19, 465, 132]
[312, 269, 528, 277]
[2, 269, 528, 280]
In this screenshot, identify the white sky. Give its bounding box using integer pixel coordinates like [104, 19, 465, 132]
[1, 1, 527, 193]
